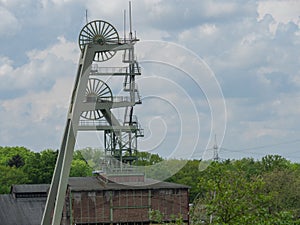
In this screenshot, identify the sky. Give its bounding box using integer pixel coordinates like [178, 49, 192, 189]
[0, 0, 300, 162]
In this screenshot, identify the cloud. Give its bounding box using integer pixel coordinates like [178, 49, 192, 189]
[0, 36, 78, 150]
[0, 6, 20, 36]
[137, 0, 254, 30]
[0, 0, 299, 160]
[257, 0, 300, 34]
[0, 75, 73, 150]
[27, 36, 79, 63]
[0, 0, 84, 65]
[0, 36, 78, 97]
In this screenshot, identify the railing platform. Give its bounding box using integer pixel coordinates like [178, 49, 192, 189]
[90, 65, 141, 76]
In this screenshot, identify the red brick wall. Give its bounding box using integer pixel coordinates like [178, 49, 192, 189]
[68, 188, 189, 224]
[151, 189, 189, 222]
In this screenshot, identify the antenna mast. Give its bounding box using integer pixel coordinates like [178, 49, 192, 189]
[124, 9, 126, 40]
[129, 1, 133, 40]
[85, 9, 88, 24]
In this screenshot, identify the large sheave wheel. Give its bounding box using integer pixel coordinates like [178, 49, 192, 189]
[81, 78, 113, 120]
[79, 20, 119, 62]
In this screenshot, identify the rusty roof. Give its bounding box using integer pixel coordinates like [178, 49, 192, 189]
[68, 176, 190, 191]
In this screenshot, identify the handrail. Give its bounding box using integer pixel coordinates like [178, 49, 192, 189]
[90, 65, 141, 75]
[85, 96, 132, 103]
[79, 120, 110, 127]
[79, 119, 142, 130]
[118, 38, 140, 44]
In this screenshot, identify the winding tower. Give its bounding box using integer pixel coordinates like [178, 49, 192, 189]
[78, 20, 144, 168]
[41, 18, 143, 224]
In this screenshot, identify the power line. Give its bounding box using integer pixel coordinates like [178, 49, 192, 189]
[191, 138, 300, 159]
[149, 139, 300, 160]
[229, 139, 300, 151]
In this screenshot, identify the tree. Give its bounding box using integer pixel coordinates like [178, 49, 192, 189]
[23, 149, 58, 184]
[70, 159, 93, 177]
[0, 165, 30, 194]
[0, 146, 34, 166]
[77, 147, 105, 171]
[149, 209, 164, 224]
[143, 159, 187, 182]
[192, 162, 271, 224]
[7, 154, 25, 168]
[261, 155, 290, 172]
[191, 159, 300, 224]
[262, 168, 300, 217]
[135, 151, 163, 166]
[232, 157, 262, 178]
[166, 160, 201, 202]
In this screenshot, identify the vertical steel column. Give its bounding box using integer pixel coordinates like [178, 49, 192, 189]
[41, 45, 94, 225]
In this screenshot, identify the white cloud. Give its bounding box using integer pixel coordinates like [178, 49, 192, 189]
[0, 37, 78, 92]
[0, 6, 20, 36]
[257, 0, 300, 24]
[27, 36, 79, 63]
[0, 75, 73, 150]
[291, 71, 300, 87]
[202, 1, 238, 18]
[0, 56, 14, 77]
[257, 0, 300, 33]
[225, 91, 300, 141]
[0, 36, 78, 150]
[1, 76, 71, 122]
[178, 23, 219, 42]
[0, 0, 299, 160]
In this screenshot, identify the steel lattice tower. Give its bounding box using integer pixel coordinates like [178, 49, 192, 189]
[41, 18, 143, 224]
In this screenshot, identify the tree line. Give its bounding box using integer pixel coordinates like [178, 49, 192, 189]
[0, 146, 163, 194]
[1, 146, 300, 223]
[166, 156, 300, 224]
[0, 146, 93, 193]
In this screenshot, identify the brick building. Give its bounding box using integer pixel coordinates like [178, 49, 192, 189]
[63, 175, 189, 224]
[0, 176, 189, 225]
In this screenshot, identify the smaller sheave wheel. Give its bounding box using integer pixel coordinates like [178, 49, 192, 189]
[79, 20, 119, 62]
[81, 78, 113, 120]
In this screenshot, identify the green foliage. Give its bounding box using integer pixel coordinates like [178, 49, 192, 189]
[135, 151, 163, 166]
[195, 162, 271, 224]
[190, 157, 300, 224]
[170, 214, 184, 225]
[0, 147, 94, 194]
[261, 154, 290, 172]
[0, 165, 30, 194]
[166, 160, 200, 201]
[77, 147, 104, 171]
[0, 147, 165, 194]
[7, 154, 25, 168]
[1, 145, 300, 225]
[23, 149, 58, 184]
[262, 168, 300, 217]
[0, 146, 34, 166]
[144, 159, 187, 181]
[70, 159, 93, 177]
[149, 209, 164, 224]
[231, 157, 262, 178]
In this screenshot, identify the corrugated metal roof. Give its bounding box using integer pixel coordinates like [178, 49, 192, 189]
[68, 177, 190, 191]
[11, 184, 49, 194]
[0, 194, 45, 225]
